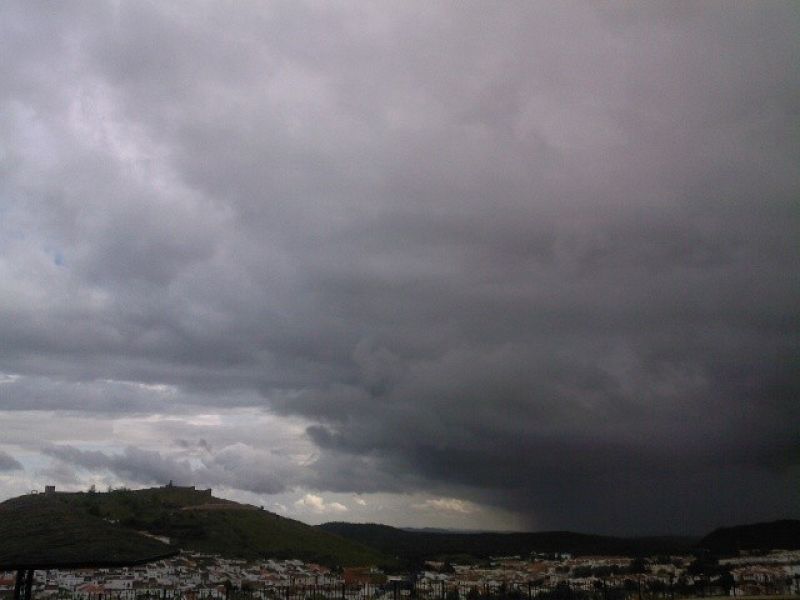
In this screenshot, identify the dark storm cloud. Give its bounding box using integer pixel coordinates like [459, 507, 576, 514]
[1, 1, 798, 532]
[0, 451, 22, 472]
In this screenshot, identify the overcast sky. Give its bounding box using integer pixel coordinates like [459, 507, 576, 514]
[1, 1, 798, 535]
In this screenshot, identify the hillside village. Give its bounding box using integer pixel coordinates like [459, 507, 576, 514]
[2, 549, 799, 600]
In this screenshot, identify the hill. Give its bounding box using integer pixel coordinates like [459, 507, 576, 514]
[0, 493, 175, 569]
[698, 519, 800, 555]
[18, 487, 388, 568]
[318, 522, 695, 564]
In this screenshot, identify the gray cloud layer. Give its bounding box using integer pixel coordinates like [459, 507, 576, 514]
[0, 451, 22, 472]
[42, 444, 289, 495]
[1, 2, 798, 533]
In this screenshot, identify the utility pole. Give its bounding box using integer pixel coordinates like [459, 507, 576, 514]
[13, 570, 24, 600]
[24, 570, 34, 600]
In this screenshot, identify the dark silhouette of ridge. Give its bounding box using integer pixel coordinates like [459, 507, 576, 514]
[0, 487, 387, 568]
[317, 522, 696, 562]
[698, 519, 800, 555]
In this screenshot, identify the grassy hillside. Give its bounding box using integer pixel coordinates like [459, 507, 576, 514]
[318, 522, 696, 564]
[0, 493, 175, 569]
[48, 487, 389, 568]
[698, 519, 800, 555]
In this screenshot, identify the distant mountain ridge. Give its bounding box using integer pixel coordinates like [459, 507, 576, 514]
[698, 519, 800, 554]
[317, 522, 696, 563]
[3, 487, 388, 568]
[8, 486, 794, 567]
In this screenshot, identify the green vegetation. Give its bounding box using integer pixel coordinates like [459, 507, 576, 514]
[6, 487, 793, 572]
[318, 522, 697, 565]
[0, 493, 175, 569]
[50, 487, 389, 568]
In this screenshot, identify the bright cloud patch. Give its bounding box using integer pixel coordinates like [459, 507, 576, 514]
[294, 494, 348, 515]
[413, 497, 477, 515]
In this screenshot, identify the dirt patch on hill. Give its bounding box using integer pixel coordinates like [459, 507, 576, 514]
[181, 502, 258, 511]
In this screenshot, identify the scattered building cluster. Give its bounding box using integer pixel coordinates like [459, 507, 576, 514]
[416, 551, 800, 597]
[1, 550, 799, 599]
[720, 552, 800, 597]
[0, 555, 333, 599]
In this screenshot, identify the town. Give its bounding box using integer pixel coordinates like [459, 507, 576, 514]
[3, 549, 799, 600]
